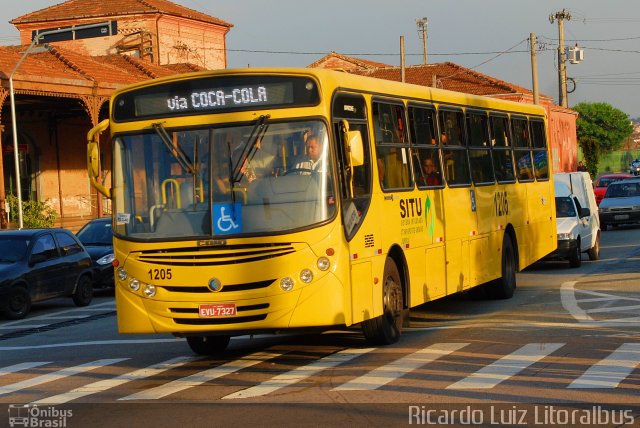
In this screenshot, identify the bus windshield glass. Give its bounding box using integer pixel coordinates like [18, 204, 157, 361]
[112, 120, 336, 240]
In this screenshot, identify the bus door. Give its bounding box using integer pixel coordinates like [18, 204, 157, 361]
[439, 108, 475, 293]
[332, 93, 375, 325]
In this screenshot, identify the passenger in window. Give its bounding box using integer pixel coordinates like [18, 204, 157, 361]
[418, 157, 441, 186]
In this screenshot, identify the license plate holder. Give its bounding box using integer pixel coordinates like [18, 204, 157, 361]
[198, 303, 236, 318]
[614, 214, 629, 220]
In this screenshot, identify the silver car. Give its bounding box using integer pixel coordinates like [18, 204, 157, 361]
[599, 178, 640, 230]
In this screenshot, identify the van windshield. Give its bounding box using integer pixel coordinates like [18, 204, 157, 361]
[555, 197, 576, 218]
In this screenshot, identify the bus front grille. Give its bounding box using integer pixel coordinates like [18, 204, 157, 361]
[160, 280, 275, 293]
[135, 243, 296, 266]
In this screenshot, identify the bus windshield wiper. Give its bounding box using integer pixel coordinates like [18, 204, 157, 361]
[230, 114, 270, 184]
[152, 122, 194, 174]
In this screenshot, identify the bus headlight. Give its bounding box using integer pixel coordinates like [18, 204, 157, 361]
[143, 284, 156, 297]
[280, 277, 294, 291]
[317, 257, 330, 271]
[129, 278, 140, 291]
[300, 269, 313, 283]
[117, 267, 128, 281]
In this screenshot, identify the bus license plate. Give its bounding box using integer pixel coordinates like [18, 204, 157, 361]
[614, 214, 629, 220]
[199, 303, 236, 318]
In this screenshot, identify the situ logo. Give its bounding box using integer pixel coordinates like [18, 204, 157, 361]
[8, 404, 73, 427]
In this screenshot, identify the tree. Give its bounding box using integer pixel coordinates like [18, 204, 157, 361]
[573, 102, 634, 176]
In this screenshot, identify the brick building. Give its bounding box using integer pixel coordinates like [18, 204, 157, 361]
[0, 0, 231, 229]
[309, 52, 579, 175]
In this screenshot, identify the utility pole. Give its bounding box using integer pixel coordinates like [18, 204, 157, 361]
[400, 36, 406, 82]
[550, 9, 571, 107]
[416, 17, 428, 64]
[530, 33, 540, 105]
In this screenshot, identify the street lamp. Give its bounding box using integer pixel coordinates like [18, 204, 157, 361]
[9, 22, 115, 229]
[416, 17, 428, 65]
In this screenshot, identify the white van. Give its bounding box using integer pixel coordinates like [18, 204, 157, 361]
[548, 172, 601, 267]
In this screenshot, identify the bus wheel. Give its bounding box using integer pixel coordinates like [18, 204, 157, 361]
[187, 336, 230, 355]
[362, 258, 404, 345]
[485, 236, 516, 299]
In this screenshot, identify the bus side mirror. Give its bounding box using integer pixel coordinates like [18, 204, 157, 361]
[87, 119, 111, 199]
[347, 131, 364, 167]
[339, 120, 364, 167]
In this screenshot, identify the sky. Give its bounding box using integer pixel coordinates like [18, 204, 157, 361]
[2, 0, 640, 118]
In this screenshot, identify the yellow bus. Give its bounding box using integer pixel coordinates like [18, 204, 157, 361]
[87, 68, 556, 354]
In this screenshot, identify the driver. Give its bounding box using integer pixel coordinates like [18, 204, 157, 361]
[291, 134, 324, 173]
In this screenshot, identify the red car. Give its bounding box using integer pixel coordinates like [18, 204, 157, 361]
[593, 173, 632, 205]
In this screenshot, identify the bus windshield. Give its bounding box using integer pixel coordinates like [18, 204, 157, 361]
[112, 120, 336, 239]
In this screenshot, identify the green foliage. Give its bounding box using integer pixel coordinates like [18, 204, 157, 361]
[573, 102, 633, 174]
[6, 194, 58, 228]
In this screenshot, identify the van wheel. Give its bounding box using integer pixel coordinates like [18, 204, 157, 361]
[187, 336, 230, 355]
[587, 235, 600, 261]
[72, 276, 93, 307]
[362, 258, 404, 345]
[569, 241, 582, 268]
[2, 287, 31, 320]
[485, 235, 516, 299]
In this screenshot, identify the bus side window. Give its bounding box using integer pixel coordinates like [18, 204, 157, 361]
[490, 115, 516, 183]
[373, 101, 411, 190]
[530, 119, 549, 180]
[439, 108, 470, 186]
[512, 117, 534, 182]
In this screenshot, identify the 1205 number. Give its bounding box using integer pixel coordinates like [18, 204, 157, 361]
[148, 268, 172, 280]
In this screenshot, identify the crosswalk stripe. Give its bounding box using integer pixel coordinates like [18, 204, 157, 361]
[33, 356, 198, 404]
[446, 343, 564, 389]
[0, 362, 51, 377]
[223, 347, 376, 399]
[332, 343, 468, 391]
[0, 359, 127, 396]
[569, 343, 640, 388]
[119, 351, 282, 400]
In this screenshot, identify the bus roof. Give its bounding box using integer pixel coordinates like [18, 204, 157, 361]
[111, 67, 547, 118]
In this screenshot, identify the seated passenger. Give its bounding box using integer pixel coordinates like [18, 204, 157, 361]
[417, 157, 441, 186]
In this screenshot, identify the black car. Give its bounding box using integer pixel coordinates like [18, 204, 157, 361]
[0, 228, 94, 320]
[75, 218, 114, 288]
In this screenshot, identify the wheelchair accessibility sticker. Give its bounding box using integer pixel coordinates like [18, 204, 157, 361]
[213, 203, 242, 234]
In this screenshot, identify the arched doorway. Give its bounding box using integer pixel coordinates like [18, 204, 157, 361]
[2, 132, 37, 202]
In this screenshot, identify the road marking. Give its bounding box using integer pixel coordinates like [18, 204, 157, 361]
[560, 281, 593, 321]
[332, 343, 467, 391]
[33, 356, 198, 404]
[224, 348, 375, 399]
[120, 351, 282, 400]
[0, 339, 184, 351]
[569, 343, 640, 388]
[0, 359, 127, 396]
[446, 343, 564, 389]
[0, 362, 51, 377]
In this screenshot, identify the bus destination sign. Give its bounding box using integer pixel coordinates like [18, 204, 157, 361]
[113, 75, 320, 122]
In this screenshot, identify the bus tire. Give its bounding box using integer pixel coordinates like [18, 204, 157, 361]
[587, 234, 600, 261]
[485, 235, 516, 299]
[361, 257, 404, 345]
[187, 335, 230, 355]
